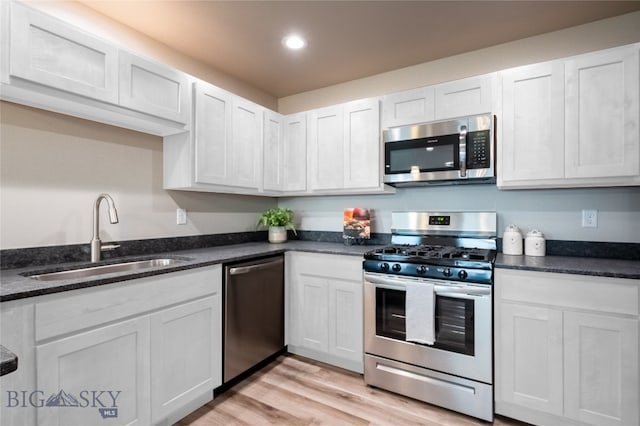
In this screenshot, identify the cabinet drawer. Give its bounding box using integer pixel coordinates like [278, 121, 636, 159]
[286, 252, 362, 281]
[496, 269, 639, 316]
[35, 265, 221, 342]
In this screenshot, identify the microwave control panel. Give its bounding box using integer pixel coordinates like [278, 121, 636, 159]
[466, 130, 491, 169]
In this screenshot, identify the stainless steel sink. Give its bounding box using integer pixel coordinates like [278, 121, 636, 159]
[25, 258, 186, 281]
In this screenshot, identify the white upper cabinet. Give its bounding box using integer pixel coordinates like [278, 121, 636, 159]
[499, 61, 565, 183]
[8, 1, 118, 103]
[308, 104, 345, 191]
[119, 51, 190, 124]
[2, 1, 190, 136]
[308, 98, 385, 193]
[434, 73, 496, 120]
[263, 110, 284, 192]
[499, 43, 640, 189]
[193, 81, 233, 187]
[263, 111, 308, 194]
[165, 80, 264, 195]
[381, 73, 496, 129]
[231, 97, 263, 190]
[381, 86, 435, 129]
[282, 113, 308, 193]
[564, 46, 639, 179]
[343, 98, 381, 189]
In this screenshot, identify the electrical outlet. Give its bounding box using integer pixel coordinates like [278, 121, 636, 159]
[581, 209, 598, 228]
[176, 208, 187, 225]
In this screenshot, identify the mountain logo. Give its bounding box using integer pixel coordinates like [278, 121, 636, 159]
[45, 390, 80, 407]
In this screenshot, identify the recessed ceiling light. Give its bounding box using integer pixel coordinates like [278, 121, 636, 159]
[283, 34, 306, 50]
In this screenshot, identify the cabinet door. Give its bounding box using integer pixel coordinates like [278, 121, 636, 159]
[381, 86, 435, 128]
[9, 2, 118, 103]
[193, 82, 233, 186]
[500, 61, 565, 183]
[36, 317, 151, 426]
[328, 278, 363, 370]
[565, 46, 640, 179]
[295, 274, 330, 352]
[1, 302, 37, 426]
[434, 73, 495, 120]
[150, 296, 220, 424]
[119, 51, 190, 124]
[308, 105, 344, 191]
[343, 98, 381, 189]
[286, 252, 364, 372]
[231, 97, 263, 189]
[263, 110, 283, 191]
[564, 312, 639, 426]
[283, 113, 308, 192]
[497, 303, 564, 416]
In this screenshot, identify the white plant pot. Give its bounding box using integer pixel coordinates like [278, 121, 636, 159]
[268, 226, 287, 243]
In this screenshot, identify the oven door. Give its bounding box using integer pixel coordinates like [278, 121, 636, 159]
[363, 271, 492, 384]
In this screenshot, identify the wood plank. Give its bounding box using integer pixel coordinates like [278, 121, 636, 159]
[175, 354, 527, 426]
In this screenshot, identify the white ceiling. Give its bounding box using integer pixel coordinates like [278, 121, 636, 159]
[79, 1, 640, 98]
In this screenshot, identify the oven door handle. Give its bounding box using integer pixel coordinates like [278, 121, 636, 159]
[435, 290, 490, 300]
[365, 274, 491, 298]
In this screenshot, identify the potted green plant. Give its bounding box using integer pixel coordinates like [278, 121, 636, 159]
[257, 207, 297, 243]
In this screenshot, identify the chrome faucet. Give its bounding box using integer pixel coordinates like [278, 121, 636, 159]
[90, 193, 120, 262]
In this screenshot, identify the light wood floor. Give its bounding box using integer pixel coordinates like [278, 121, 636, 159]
[175, 354, 527, 426]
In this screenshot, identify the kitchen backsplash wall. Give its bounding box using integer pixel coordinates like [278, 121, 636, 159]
[278, 185, 640, 244]
[0, 102, 276, 250]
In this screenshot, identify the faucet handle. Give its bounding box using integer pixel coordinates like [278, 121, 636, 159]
[101, 243, 120, 252]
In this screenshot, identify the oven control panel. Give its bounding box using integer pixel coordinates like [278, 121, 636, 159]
[362, 260, 493, 285]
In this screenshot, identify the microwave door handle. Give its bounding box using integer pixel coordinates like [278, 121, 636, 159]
[459, 125, 468, 178]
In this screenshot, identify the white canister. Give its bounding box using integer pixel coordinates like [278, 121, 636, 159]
[502, 224, 523, 255]
[525, 230, 546, 256]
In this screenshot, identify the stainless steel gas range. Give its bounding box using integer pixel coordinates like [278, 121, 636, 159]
[363, 211, 497, 421]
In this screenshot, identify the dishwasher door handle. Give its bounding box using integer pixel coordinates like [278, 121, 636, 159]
[228, 258, 284, 276]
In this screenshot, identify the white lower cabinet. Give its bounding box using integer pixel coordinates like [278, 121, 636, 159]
[10, 265, 223, 426]
[285, 252, 363, 373]
[150, 296, 221, 425]
[563, 312, 638, 426]
[0, 301, 37, 426]
[36, 317, 151, 426]
[495, 269, 639, 426]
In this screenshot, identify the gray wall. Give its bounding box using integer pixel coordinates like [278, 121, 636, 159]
[278, 185, 640, 243]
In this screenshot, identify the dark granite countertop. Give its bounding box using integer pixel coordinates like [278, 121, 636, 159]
[0, 241, 378, 302]
[0, 345, 18, 376]
[3, 241, 639, 302]
[496, 253, 640, 279]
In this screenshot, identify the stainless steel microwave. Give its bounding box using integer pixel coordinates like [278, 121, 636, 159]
[383, 114, 495, 186]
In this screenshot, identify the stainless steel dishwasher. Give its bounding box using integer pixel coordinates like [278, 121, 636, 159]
[223, 255, 284, 384]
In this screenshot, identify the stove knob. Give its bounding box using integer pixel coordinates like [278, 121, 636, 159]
[443, 268, 453, 277]
[458, 270, 468, 280]
[392, 264, 402, 272]
[380, 262, 389, 272]
[416, 265, 427, 274]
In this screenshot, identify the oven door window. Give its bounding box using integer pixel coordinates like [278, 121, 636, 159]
[375, 287, 475, 356]
[385, 134, 459, 174]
